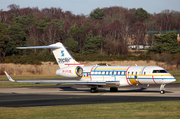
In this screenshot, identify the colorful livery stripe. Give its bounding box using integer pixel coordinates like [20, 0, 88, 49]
[65, 63, 84, 65]
[126, 66, 132, 85]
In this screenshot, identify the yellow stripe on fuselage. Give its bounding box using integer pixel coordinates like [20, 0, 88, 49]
[94, 69, 127, 71]
[82, 74, 171, 77]
[83, 76, 90, 78]
[127, 74, 172, 76]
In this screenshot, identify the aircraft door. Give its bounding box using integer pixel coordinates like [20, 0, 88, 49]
[112, 70, 116, 81]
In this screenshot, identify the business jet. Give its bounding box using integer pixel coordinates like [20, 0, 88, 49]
[5, 42, 176, 94]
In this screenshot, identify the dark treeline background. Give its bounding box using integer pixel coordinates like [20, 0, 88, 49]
[1, 4, 180, 64]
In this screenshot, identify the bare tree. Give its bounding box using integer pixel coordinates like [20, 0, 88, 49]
[119, 12, 133, 45]
[7, 4, 21, 16]
[132, 21, 146, 50]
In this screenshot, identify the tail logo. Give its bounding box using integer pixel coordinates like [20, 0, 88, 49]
[61, 50, 64, 57]
[58, 58, 71, 63]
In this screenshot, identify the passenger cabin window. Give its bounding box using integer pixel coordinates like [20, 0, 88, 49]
[135, 72, 137, 75]
[144, 72, 146, 75]
[132, 72, 133, 75]
[152, 70, 167, 73]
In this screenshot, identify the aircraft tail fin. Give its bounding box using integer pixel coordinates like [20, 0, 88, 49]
[4, 71, 15, 82]
[17, 42, 84, 68]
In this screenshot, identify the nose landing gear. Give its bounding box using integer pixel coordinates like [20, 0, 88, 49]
[160, 84, 166, 94]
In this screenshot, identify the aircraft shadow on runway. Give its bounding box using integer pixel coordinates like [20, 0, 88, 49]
[58, 87, 173, 93]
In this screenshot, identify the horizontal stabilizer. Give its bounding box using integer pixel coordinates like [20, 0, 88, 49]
[17, 46, 61, 49]
[16, 42, 83, 68]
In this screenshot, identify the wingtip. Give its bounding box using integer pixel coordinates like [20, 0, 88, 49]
[4, 71, 15, 82]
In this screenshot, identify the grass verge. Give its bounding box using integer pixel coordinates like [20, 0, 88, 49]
[175, 77, 180, 83]
[0, 101, 180, 119]
[169, 70, 180, 75]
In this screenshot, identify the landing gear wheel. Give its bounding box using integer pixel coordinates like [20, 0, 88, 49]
[160, 90, 165, 94]
[110, 87, 118, 92]
[160, 84, 166, 94]
[90, 87, 98, 93]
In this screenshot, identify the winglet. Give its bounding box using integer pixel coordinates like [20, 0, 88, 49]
[4, 71, 15, 82]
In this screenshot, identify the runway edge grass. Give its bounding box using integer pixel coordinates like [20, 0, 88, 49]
[0, 100, 180, 119]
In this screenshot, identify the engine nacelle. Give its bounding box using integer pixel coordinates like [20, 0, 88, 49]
[56, 66, 83, 78]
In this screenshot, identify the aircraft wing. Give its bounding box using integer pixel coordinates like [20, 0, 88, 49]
[4, 71, 110, 85]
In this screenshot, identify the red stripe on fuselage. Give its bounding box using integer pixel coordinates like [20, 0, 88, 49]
[152, 75, 157, 84]
[65, 63, 84, 65]
[90, 66, 96, 81]
[126, 66, 132, 85]
[138, 80, 142, 84]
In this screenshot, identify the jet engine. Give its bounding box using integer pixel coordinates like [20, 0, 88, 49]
[56, 66, 83, 78]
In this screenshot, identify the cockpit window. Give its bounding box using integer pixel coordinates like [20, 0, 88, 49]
[152, 70, 167, 73]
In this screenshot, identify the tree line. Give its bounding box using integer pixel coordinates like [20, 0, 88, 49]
[1, 4, 180, 63]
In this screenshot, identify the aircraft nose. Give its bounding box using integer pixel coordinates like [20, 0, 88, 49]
[172, 77, 176, 82]
[162, 75, 176, 84]
[166, 76, 176, 83]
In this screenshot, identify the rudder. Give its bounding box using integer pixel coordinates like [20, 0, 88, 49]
[50, 42, 84, 68]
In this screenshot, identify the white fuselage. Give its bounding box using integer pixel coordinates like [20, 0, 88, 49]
[58, 65, 176, 87]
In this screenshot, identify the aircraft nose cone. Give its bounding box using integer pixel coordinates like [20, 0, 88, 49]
[172, 77, 176, 82]
[168, 76, 176, 83]
[163, 76, 176, 84]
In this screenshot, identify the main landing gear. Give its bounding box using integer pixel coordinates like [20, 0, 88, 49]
[160, 84, 166, 94]
[90, 87, 118, 93]
[90, 86, 98, 93]
[110, 87, 118, 92]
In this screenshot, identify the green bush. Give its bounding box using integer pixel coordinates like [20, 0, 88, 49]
[5, 52, 180, 65]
